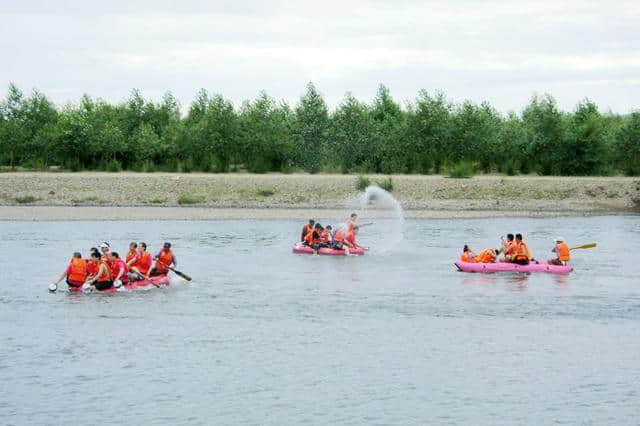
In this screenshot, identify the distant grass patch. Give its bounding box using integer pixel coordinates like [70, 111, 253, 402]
[178, 194, 205, 205]
[448, 161, 475, 179]
[256, 188, 276, 197]
[147, 198, 167, 204]
[105, 159, 122, 172]
[376, 176, 393, 192]
[356, 175, 370, 191]
[15, 195, 40, 204]
[71, 195, 102, 204]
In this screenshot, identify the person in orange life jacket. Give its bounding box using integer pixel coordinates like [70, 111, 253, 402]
[346, 213, 359, 233]
[333, 227, 355, 254]
[512, 233, 532, 265]
[499, 234, 516, 262]
[550, 237, 571, 265]
[345, 226, 363, 250]
[320, 225, 333, 248]
[52, 252, 88, 289]
[301, 219, 315, 242]
[460, 245, 476, 262]
[108, 252, 128, 287]
[125, 242, 139, 269]
[304, 223, 324, 251]
[129, 242, 152, 280]
[148, 242, 176, 278]
[86, 247, 101, 278]
[474, 248, 499, 263]
[84, 251, 113, 291]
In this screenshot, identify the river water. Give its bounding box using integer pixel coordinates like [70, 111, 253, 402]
[1, 216, 639, 425]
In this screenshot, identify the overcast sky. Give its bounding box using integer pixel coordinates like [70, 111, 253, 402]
[1, 0, 639, 114]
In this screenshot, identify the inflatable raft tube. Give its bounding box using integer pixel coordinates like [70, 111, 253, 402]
[68, 275, 171, 293]
[292, 242, 365, 256]
[455, 260, 572, 275]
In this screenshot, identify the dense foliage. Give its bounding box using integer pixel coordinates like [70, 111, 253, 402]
[0, 82, 637, 175]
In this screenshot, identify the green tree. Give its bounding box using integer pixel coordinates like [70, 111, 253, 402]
[561, 100, 610, 175]
[616, 112, 640, 175]
[406, 91, 452, 173]
[522, 94, 566, 175]
[370, 85, 407, 173]
[294, 82, 329, 173]
[330, 93, 376, 173]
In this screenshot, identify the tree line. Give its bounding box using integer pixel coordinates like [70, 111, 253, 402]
[0, 82, 638, 175]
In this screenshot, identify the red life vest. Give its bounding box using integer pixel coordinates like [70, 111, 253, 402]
[96, 260, 111, 283]
[126, 250, 138, 266]
[110, 259, 128, 280]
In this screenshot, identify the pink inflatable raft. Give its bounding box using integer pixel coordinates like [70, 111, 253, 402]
[68, 275, 171, 293]
[455, 260, 573, 275]
[292, 242, 365, 256]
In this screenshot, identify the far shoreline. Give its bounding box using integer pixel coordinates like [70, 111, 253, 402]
[0, 206, 637, 221]
[1, 172, 638, 220]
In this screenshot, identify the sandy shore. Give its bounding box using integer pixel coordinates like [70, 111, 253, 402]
[1, 172, 638, 220]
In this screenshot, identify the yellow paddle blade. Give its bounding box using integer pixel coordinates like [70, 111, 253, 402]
[570, 243, 597, 250]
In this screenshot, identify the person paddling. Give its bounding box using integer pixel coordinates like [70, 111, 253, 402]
[51, 252, 88, 290]
[301, 219, 315, 242]
[129, 242, 152, 280]
[148, 242, 176, 278]
[550, 237, 571, 265]
[84, 251, 113, 291]
[346, 213, 359, 233]
[513, 233, 532, 265]
[334, 228, 355, 254]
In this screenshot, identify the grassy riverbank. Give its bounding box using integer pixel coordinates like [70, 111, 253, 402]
[1, 172, 639, 220]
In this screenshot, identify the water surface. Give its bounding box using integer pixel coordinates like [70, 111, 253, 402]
[1, 216, 639, 425]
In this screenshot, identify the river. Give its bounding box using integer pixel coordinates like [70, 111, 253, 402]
[1, 216, 639, 425]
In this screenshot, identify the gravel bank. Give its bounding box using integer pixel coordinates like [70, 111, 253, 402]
[1, 172, 638, 220]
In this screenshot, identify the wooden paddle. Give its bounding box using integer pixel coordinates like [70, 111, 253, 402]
[156, 260, 192, 281]
[570, 243, 597, 250]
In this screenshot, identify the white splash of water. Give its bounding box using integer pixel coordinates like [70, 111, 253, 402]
[359, 185, 405, 251]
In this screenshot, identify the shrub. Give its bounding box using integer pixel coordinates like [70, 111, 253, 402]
[142, 161, 156, 173]
[106, 159, 122, 172]
[256, 188, 276, 197]
[448, 161, 475, 179]
[15, 195, 40, 204]
[356, 175, 370, 191]
[177, 194, 205, 205]
[376, 176, 393, 192]
[148, 198, 167, 204]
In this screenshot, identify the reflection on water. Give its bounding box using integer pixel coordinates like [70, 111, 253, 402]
[0, 216, 639, 425]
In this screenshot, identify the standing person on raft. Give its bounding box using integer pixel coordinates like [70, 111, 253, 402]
[550, 237, 571, 265]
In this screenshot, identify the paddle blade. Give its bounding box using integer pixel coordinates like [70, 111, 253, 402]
[173, 269, 192, 281]
[570, 243, 597, 250]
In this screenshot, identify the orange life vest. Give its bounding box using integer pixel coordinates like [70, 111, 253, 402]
[138, 251, 152, 275]
[514, 241, 532, 261]
[460, 252, 475, 262]
[68, 258, 87, 282]
[474, 248, 496, 263]
[320, 231, 331, 243]
[305, 229, 320, 245]
[156, 249, 174, 272]
[345, 230, 356, 245]
[95, 260, 111, 282]
[334, 230, 345, 243]
[556, 242, 570, 262]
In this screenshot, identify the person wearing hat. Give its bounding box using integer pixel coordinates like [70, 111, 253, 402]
[550, 237, 571, 265]
[147, 242, 177, 277]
